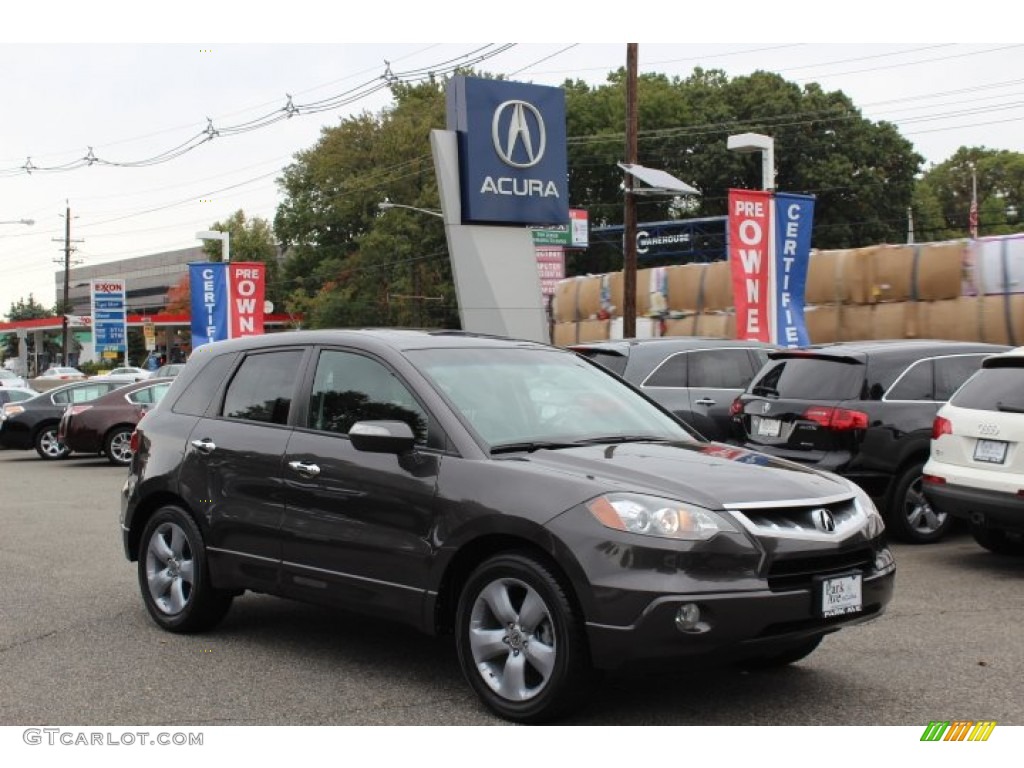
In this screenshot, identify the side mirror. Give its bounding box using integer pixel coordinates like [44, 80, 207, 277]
[349, 420, 416, 454]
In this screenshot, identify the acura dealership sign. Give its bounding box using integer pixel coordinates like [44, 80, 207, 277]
[447, 76, 569, 225]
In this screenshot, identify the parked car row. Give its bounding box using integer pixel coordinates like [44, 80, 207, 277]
[0, 377, 171, 464]
[574, 337, 1011, 545]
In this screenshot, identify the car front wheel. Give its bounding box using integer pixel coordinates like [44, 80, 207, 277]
[34, 425, 70, 460]
[455, 552, 592, 723]
[887, 462, 952, 543]
[138, 505, 233, 633]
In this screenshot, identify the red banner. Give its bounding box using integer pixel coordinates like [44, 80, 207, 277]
[228, 262, 266, 338]
[728, 189, 772, 342]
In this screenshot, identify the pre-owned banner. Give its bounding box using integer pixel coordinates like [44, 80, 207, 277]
[728, 189, 773, 342]
[773, 193, 815, 347]
[228, 262, 266, 339]
[189, 262, 230, 348]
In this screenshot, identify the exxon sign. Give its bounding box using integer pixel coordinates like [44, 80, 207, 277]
[447, 76, 569, 226]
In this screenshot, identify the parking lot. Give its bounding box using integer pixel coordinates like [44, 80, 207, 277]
[1, 447, 1022, 726]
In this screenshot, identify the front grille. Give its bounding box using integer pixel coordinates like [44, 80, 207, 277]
[740, 499, 860, 535]
[766, 548, 874, 592]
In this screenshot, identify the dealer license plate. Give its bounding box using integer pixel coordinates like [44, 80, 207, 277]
[819, 574, 862, 618]
[974, 439, 1008, 464]
[757, 417, 781, 437]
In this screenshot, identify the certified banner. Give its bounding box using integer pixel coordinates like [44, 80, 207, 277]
[728, 189, 773, 342]
[189, 262, 230, 347]
[228, 262, 266, 338]
[773, 193, 815, 347]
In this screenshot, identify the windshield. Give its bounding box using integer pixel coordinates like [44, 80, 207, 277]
[408, 347, 696, 448]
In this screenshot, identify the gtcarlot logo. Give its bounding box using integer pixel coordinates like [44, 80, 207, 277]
[23, 728, 203, 747]
[920, 720, 996, 742]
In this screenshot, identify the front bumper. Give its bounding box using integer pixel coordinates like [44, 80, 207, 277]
[923, 481, 1024, 533]
[585, 566, 894, 669]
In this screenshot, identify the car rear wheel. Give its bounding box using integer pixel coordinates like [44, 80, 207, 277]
[138, 505, 233, 633]
[739, 636, 823, 670]
[105, 426, 134, 466]
[887, 462, 952, 544]
[34, 425, 70, 460]
[455, 552, 592, 723]
[971, 525, 1024, 556]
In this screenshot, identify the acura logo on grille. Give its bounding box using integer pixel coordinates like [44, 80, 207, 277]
[813, 508, 836, 533]
[492, 100, 546, 168]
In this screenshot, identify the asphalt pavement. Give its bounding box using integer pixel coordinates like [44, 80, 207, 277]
[1, 449, 1022, 726]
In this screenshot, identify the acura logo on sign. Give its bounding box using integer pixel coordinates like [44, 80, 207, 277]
[492, 100, 546, 168]
[813, 508, 836, 533]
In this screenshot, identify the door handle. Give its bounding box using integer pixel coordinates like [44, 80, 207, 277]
[288, 460, 321, 478]
[694, 398, 716, 406]
[190, 438, 216, 454]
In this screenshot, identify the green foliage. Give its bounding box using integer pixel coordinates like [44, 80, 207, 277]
[916, 147, 1024, 239]
[202, 210, 284, 306]
[275, 78, 456, 329]
[6, 294, 53, 322]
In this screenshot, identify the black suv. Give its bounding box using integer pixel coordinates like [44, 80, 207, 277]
[731, 340, 1009, 544]
[122, 330, 894, 722]
[571, 338, 777, 442]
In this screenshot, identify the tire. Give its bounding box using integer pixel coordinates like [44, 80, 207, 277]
[971, 525, 1024, 556]
[105, 426, 134, 466]
[34, 424, 70, 460]
[739, 636, 823, 671]
[886, 462, 952, 544]
[137, 505, 233, 633]
[455, 552, 592, 723]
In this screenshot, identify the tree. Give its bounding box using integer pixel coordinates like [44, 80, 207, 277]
[916, 147, 1024, 240]
[275, 78, 455, 328]
[201, 210, 284, 307]
[6, 294, 53, 322]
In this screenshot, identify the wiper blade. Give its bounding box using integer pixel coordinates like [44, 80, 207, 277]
[996, 402, 1024, 414]
[489, 441, 581, 455]
[571, 435, 673, 445]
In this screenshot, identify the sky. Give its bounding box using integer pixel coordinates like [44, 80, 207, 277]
[1, 3, 1022, 319]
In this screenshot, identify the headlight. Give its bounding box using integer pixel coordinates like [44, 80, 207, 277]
[849, 482, 886, 538]
[2, 404, 25, 418]
[587, 493, 738, 540]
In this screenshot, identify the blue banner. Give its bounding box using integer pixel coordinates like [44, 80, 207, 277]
[447, 76, 568, 226]
[773, 193, 815, 347]
[189, 262, 230, 347]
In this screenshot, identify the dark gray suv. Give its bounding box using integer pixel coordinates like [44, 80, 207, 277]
[121, 330, 894, 722]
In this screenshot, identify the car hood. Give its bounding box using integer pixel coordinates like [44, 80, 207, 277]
[510, 441, 851, 509]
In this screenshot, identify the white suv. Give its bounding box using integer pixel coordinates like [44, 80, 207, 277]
[923, 347, 1024, 555]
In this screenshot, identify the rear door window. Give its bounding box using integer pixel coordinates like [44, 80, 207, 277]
[687, 349, 756, 389]
[886, 359, 934, 401]
[644, 353, 687, 387]
[222, 350, 304, 425]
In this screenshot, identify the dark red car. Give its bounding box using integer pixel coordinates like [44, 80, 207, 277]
[58, 377, 172, 465]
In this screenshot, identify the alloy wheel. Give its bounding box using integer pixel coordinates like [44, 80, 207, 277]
[145, 522, 195, 615]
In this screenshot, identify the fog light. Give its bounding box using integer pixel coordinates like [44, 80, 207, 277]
[874, 547, 895, 572]
[675, 603, 701, 632]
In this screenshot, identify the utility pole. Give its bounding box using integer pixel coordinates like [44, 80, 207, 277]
[53, 202, 83, 366]
[623, 43, 639, 339]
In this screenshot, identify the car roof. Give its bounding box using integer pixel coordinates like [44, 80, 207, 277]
[187, 329, 555, 356]
[571, 337, 778, 353]
[769, 339, 1009, 362]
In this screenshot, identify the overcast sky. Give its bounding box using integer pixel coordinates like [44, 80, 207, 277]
[1, 4, 1021, 318]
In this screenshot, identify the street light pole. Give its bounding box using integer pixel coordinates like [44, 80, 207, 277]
[623, 43, 639, 340]
[195, 230, 230, 262]
[727, 133, 776, 191]
[377, 201, 444, 218]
